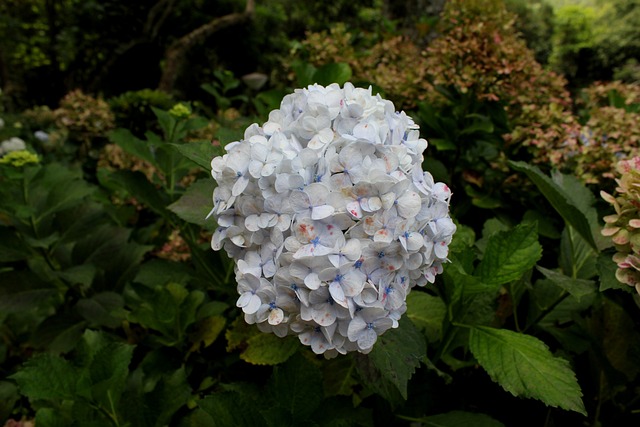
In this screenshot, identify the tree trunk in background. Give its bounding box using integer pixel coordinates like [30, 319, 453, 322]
[158, 0, 255, 93]
[86, 0, 177, 92]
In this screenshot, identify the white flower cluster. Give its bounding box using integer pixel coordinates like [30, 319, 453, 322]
[0, 137, 26, 156]
[209, 83, 455, 356]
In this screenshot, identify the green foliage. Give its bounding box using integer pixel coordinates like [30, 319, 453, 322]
[469, 326, 586, 414]
[3, 3, 640, 425]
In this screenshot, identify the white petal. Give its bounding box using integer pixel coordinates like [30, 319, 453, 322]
[268, 308, 284, 325]
[311, 204, 335, 220]
[357, 328, 378, 350]
[329, 281, 348, 308]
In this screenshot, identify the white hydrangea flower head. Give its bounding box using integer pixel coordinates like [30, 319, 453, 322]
[0, 137, 26, 156]
[209, 83, 455, 356]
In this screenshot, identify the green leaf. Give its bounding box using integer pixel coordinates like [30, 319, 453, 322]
[0, 227, 30, 262]
[292, 61, 317, 87]
[323, 356, 358, 397]
[109, 128, 157, 165]
[11, 353, 78, 400]
[528, 279, 594, 354]
[101, 170, 169, 215]
[86, 341, 135, 409]
[31, 316, 88, 354]
[56, 264, 97, 287]
[552, 171, 608, 250]
[597, 252, 627, 292]
[269, 354, 323, 421]
[199, 391, 267, 427]
[413, 410, 505, 427]
[406, 291, 446, 342]
[359, 317, 426, 400]
[240, 333, 299, 365]
[148, 366, 193, 426]
[35, 408, 72, 427]
[134, 259, 193, 288]
[460, 117, 494, 135]
[36, 167, 95, 221]
[475, 222, 542, 287]
[151, 106, 176, 140]
[167, 179, 216, 229]
[0, 381, 18, 421]
[170, 141, 218, 171]
[429, 138, 457, 151]
[560, 226, 598, 280]
[536, 266, 596, 301]
[76, 292, 126, 328]
[314, 63, 353, 86]
[0, 271, 57, 313]
[469, 326, 586, 415]
[508, 161, 599, 251]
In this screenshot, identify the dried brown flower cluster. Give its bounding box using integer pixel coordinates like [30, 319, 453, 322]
[602, 157, 640, 294]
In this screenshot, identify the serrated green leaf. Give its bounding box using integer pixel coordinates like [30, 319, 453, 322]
[475, 222, 542, 287]
[189, 316, 226, 352]
[170, 141, 218, 171]
[552, 172, 609, 250]
[536, 266, 596, 301]
[134, 259, 193, 287]
[469, 326, 586, 415]
[31, 314, 88, 354]
[0, 227, 30, 262]
[147, 366, 192, 426]
[76, 292, 125, 328]
[35, 407, 72, 427]
[509, 161, 599, 251]
[323, 356, 358, 397]
[361, 317, 426, 400]
[108, 128, 156, 165]
[167, 179, 216, 229]
[151, 106, 175, 139]
[529, 280, 594, 354]
[87, 342, 134, 409]
[560, 226, 598, 280]
[56, 264, 97, 287]
[354, 353, 404, 407]
[38, 176, 95, 221]
[406, 291, 446, 342]
[102, 170, 168, 215]
[0, 271, 57, 313]
[415, 410, 505, 427]
[270, 354, 323, 421]
[199, 391, 267, 427]
[597, 252, 627, 292]
[11, 353, 78, 400]
[241, 333, 299, 365]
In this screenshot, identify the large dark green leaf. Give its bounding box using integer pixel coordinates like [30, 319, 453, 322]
[269, 353, 323, 423]
[469, 326, 586, 415]
[475, 222, 542, 287]
[109, 128, 157, 165]
[170, 140, 218, 171]
[167, 178, 216, 229]
[358, 317, 426, 400]
[11, 353, 78, 400]
[509, 161, 599, 251]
